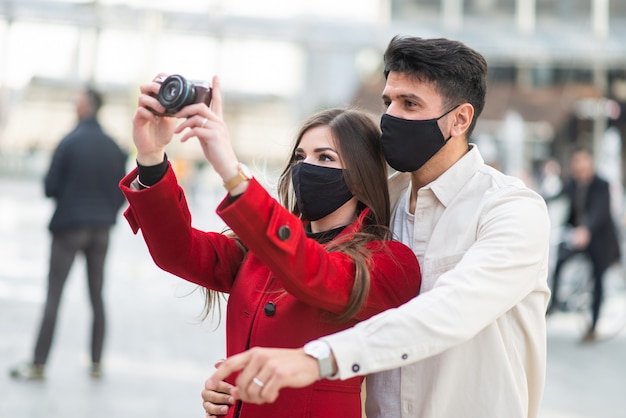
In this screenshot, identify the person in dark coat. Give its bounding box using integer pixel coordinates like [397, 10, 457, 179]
[10, 87, 128, 380]
[548, 146, 621, 342]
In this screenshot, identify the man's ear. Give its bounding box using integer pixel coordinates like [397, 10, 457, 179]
[450, 103, 474, 138]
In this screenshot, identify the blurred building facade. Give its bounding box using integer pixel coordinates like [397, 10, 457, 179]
[0, 0, 625, 188]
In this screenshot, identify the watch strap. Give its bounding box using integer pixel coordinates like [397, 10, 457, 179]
[223, 164, 251, 192]
[304, 340, 334, 379]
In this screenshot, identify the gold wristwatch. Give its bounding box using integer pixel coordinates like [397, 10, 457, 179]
[223, 163, 252, 192]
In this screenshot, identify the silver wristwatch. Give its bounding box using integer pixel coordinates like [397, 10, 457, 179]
[303, 340, 334, 378]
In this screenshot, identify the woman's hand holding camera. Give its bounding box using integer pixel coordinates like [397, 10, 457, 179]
[172, 75, 241, 185]
[133, 73, 178, 166]
[133, 74, 245, 192]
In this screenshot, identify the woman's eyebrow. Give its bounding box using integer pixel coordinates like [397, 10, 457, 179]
[313, 147, 338, 153]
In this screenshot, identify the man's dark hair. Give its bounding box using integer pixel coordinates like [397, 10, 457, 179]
[568, 144, 594, 165]
[84, 87, 103, 116]
[570, 144, 592, 156]
[383, 36, 488, 138]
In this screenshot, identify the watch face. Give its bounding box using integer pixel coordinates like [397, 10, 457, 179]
[304, 341, 333, 378]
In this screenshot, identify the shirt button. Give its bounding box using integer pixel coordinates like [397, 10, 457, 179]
[277, 225, 291, 241]
[351, 364, 360, 373]
[401, 353, 408, 360]
[264, 301, 276, 317]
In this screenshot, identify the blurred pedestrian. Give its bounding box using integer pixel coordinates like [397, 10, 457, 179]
[9, 87, 128, 380]
[547, 146, 621, 343]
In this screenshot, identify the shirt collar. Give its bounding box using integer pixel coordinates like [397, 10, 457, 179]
[427, 144, 484, 207]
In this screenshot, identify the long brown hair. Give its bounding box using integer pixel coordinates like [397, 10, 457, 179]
[277, 108, 393, 321]
[199, 230, 244, 324]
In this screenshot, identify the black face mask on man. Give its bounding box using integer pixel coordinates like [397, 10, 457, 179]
[380, 106, 458, 172]
[291, 162, 353, 221]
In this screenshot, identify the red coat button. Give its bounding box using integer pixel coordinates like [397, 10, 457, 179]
[264, 301, 276, 317]
[277, 225, 291, 241]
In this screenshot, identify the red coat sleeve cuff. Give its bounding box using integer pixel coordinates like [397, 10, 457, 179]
[119, 163, 187, 234]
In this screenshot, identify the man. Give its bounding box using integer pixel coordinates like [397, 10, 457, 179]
[10, 88, 127, 380]
[548, 146, 621, 343]
[203, 36, 551, 418]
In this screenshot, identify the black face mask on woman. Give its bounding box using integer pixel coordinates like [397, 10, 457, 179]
[291, 162, 353, 221]
[380, 106, 458, 172]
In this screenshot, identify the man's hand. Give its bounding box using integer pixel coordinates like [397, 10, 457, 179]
[205, 347, 321, 404]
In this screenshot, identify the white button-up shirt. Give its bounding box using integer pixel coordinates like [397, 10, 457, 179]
[321, 146, 551, 418]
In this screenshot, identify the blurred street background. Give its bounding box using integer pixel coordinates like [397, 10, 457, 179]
[2, 1, 626, 417]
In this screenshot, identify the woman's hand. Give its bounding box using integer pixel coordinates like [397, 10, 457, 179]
[172, 75, 241, 184]
[201, 360, 235, 417]
[132, 73, 178, 166]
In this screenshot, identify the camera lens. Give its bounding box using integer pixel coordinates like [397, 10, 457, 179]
[157, 75, 195, 113]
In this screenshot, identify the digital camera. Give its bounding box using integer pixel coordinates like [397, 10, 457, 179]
[150, 74, 212, 116]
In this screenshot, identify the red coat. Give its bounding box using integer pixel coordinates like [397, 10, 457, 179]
[120, 166, 421, 418]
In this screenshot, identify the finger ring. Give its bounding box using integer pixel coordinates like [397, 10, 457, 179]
[201, 117, 208, 128]
[252, 377, 265, 388]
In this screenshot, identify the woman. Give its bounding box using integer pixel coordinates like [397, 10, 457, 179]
[119, 74, 421, 418]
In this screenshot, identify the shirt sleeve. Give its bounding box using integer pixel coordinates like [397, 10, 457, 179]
[136, 154, 169, 188]
[321, 186, 550, 379]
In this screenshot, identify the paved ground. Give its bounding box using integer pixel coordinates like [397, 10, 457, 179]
[1, 174, 625, 418]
